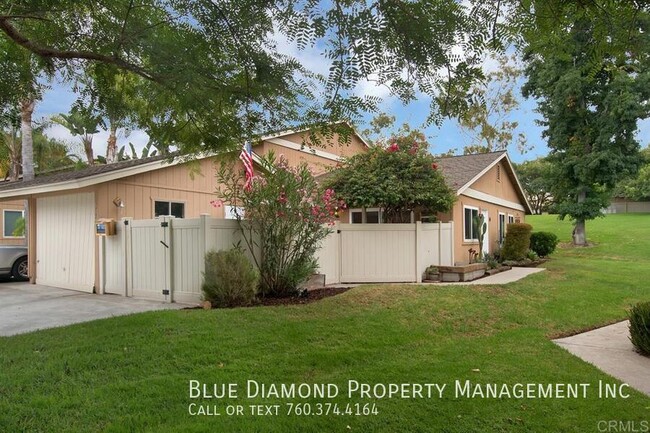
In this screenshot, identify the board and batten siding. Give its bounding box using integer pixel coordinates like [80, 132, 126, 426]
[94, 157, 228, 221]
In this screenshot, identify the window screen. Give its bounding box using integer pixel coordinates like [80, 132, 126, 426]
[3, 210, 23, 237]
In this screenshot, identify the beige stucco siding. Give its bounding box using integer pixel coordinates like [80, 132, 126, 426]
[259, 132, 367, 175]
[452, 195, 525, 264]
[0, 199, 26, 246]
[467, 160, 521, 204]
[280, 131, 367, 158]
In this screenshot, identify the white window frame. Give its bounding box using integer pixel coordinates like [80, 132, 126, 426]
[463, 205, 480, 242]
[3, 209, 25, 239]
[349, 207, 382, 224]
[224, 205, 245, 220]
[153, 200, 186, 219]
[498, 212, 506, 245]
[507, 214, 515, 225]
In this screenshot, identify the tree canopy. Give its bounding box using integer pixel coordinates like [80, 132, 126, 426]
[324, 132, 455, 223]
[522, 8, 650, 244]
[513, 157, 555, 215]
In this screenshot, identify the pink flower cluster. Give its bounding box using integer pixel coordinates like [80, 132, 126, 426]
[310, 188, 346, 225]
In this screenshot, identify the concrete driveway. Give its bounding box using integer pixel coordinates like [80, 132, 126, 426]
[0, 282, 186, 337]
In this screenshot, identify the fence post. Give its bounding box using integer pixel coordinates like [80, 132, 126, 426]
[438, 221, 442, 266]
[334, 221, 341, 284]
[98, 236, 106, 294]
[123, 217, 133, 297]
[165, 217, 174, 303]
[199, 214, 209, 277]
[449, 221, 455, 266]
[415, 221, 422, 283]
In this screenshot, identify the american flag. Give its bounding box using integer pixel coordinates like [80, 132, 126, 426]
[239, 141, 254, 191]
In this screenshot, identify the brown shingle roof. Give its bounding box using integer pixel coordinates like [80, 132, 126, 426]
[436, 151, 506, 192]
[0, 155, 169, 192]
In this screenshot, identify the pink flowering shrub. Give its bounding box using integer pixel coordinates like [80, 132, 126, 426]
[216, 151, 345, 297]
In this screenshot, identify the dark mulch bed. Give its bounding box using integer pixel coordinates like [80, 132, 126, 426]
[189, 287, 353, 310]
[259, 287, 352, 307]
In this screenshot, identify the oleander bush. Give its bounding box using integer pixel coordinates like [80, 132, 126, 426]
[629, 301, 650, 356]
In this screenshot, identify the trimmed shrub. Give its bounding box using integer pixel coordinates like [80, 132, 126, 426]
[202, 248, 259, 308]
[629, 302, 650, 356]
[501, 223, 532, 261]
[530, 231, 559, 257]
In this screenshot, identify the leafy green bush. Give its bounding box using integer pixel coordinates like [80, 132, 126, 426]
[202, 248, 259, 308]
[629, 302, 650, 356]
[501, 223, 532, 261]
[530, 231, 559, 257]
[481, 253, 499, 269]
[526, 249, 539, 261]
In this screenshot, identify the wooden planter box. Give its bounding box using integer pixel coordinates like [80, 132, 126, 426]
[438, 263, 487, 282]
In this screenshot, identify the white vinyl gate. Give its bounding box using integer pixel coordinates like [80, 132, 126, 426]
[100, 216, 253, 303]
[100, 217, 454, 304]
[36, 193, 96, 292]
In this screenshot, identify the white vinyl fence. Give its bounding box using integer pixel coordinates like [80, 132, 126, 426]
[315, 222, 454, 284]
[99, 216, 454, 304]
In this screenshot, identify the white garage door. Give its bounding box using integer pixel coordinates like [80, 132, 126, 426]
[36, 193, 96, 292]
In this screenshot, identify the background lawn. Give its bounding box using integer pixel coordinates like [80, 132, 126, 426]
[1, 214, 649, 432]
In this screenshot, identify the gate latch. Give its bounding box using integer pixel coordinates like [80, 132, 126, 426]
[160, 221, 169, 227]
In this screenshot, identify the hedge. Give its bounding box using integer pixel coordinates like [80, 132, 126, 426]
[501, 223, 532, 261]
[630, 302, 650, 356]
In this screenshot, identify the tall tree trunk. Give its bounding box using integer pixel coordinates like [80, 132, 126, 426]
[572, 190, 587, 246]
[20, 99, 35, 181]
[7, 127, 21, 181]
[106, 123, 118, 164]
[83, 136, 94, 165]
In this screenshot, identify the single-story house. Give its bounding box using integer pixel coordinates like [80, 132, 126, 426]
[0, 124, 529, 294]
[335, 151, 532, 264]
[0, 128, 368, 292]
[0, 199, 26, 246]
[435, 151, 532, 263]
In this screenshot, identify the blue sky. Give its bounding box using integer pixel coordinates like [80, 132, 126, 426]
[34, 78, 549, 164]
[35, 60, 648, 166]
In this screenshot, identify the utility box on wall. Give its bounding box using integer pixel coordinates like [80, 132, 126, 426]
[96, 219, 116, 236]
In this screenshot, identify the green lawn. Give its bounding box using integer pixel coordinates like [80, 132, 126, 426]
[2, 214, 650, 432]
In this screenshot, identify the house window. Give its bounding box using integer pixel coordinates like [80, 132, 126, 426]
[154, 201, 185, 218]
[3, 210, 24, 238]
[508, 214, 515, 225]
[350, 208, 381, 224]
[224, 205, 245, 220]
[498, 212, 506, 245]
[463, 206, 480, 241]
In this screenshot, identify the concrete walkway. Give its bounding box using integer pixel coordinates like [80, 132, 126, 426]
[434, 267, 545, 285]
[554, 321, 650, 396]
[0, 282, 185, 337]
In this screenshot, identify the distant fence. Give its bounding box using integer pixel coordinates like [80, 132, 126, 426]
[603, 201, 650, 214]
[99, 216, 454, 304]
